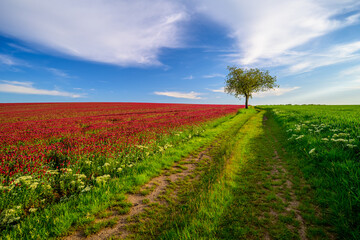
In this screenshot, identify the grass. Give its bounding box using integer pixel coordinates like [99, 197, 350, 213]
[123, 108, 258, 238]
[84, 217, 119, 236]
[127, 108, 330, 239]
[1, 110, 251, 239]
[261, 105, 360, 239]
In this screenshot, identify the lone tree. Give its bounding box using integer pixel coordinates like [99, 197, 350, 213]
[224, 66, 278, 109]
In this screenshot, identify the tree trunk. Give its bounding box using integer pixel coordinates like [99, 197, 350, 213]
[245, 95, 249, 109]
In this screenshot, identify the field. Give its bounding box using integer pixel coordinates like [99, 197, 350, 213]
[0, 103, 242, 238]
[0, 103, 359, 239]
[262, 105, 360, 239]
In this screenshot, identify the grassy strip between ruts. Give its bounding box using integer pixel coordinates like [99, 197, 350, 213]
[1, 109, 253, 239]
[128, 108, 332, 239]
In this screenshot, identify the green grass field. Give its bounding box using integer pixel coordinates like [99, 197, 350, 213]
[261, 105, 360, 239]
[1, 105, 359, 239]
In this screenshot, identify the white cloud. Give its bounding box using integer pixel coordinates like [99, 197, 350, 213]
[0, 54, 22, 66]
[0, 0, 187, 66]
[203, 73, 225, 78]
[207, 87, 224, 93]
[0, 80, 33, 87]
[7, 43, 34, 53]
[287, 41, 360, 74]
[0, 54, 17, 66]
[0, 54, 31, 70]
[340, 65, 360, 77]
[2, 0, 359, 76]
[253, 87, 300, 98]
[195, 0, 360, 66]
[183, 75, 194, 80]
[0, 80, 82, 98]
[46, 68, 71, 78]
[154, 91, 202, 99]
[208, 86, 300, 97]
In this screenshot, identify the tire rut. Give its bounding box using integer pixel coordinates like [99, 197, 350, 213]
[263, 115, 308, 240]
[63, 145, 215, 240]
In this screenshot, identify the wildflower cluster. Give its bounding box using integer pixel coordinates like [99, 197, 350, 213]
[274, 107, 359, 155]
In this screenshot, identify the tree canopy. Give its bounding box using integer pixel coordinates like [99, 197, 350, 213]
[224, 66, 278, 108]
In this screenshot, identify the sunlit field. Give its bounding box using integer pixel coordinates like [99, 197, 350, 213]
[0, 103, 242, 230]
[1, 104, 359, 239]
[261, 105, 360, 239]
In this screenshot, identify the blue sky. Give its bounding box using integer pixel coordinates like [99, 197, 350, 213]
[1, 0, 360, 105]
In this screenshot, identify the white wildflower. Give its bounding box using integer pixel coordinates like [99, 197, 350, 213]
[346, 144, 357, 149]
[81, 186, 91, 192]
[13, 175, 32, 185]
[95, 174, 111, 186]
[29, 182, 39, 190]
[29, 208, 37, 213]
[295, 135, 304, 140]
[75, 174, 87, 180]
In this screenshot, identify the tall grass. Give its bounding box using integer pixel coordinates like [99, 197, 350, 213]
[260, 105, 360, 239]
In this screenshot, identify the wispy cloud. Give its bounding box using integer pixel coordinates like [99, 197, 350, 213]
[203, 73, 225, 78]
[208, 86, 300, 97]
[0, 80, 83, 98]
[340, 65, 360, 77]
[287, 41, 360, 74]
[195, 0, 360, 68]
[0, 54, 16, 66]
[0, 0, 187, 67]
[0, 80, 33, 87]
[0, 54, 23, 66]
[253, 87, 300, 98]
[46, 68, 72, 78]
[183, 75, 193, 80]
[0, 54, 75, 78]
[7, 43, 34, 53]
[207, 87, 224, 93]
[154, 91, 202, 99]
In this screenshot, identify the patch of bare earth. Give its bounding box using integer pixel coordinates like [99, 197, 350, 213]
[63, 146, 214, 240]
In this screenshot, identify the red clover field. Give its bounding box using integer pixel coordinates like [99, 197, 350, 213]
[0, 103, 359, 239]
[0, 103, 241, 232]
